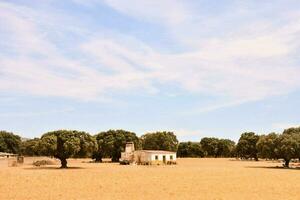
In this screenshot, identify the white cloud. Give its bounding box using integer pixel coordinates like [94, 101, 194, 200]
[0, 107, 74, 118]
[0, 2, 156, 100]
[1, 0, 300, 112]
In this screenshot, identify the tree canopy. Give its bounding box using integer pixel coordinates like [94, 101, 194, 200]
[200, 137, 235, 157]
[141, 131, 178, 152]
[236, 132, 259, 161]
[0, 131, 21, 154]
[39, 130, 96, 168]
[283, 127, 300, 135]
[20, 138, 41, 156]
[256, 133, 279, 160]
[2, 126, 300, 168]
[216, 139, 235, 157]
[200, 137, 219, 157]
[275, 133, 300, 167]
[177, 142, 204, 157]
[93, 129, 140, 162]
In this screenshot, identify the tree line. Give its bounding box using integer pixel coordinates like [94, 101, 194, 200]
[0, 130, 178, 168]
[1, 127, 300, 168]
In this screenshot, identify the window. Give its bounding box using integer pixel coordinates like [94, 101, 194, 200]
[155, 155, 158, 160]
[170, 155, 173, 160]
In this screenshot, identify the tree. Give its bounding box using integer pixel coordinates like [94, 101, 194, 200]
[200, 137, 219, 157]
[39, 130, 96, 168]
[20, 138, 41, 156]
[236, 132, 259, 161]
[0, 131, 21, 154]
[283, 127, 300, 135]
[283, 127, 300, 161]
[177, 142, 204, 157]
[256, 133, 279, 160]
[75, 132, 97, 158]
[141, 131, 178, 152]
[275, 133, 300, 167]
[216, 139, 236, 157]
[199, 137, 235, 157]
[93, 130, 140, 162]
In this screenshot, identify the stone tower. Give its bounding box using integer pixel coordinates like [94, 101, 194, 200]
[125, 142, 135, 153]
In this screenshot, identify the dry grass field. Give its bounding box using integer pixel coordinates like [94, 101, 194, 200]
[0, 158, 300, 200]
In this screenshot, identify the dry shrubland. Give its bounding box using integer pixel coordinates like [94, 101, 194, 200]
[0, 158, 300, 200]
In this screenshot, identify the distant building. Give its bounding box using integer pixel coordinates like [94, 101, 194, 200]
[120, 142, 177, 165]
[0, 152, 17, 158]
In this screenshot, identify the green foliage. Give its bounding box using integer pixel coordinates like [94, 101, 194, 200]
[283, 127, 300, 135]
[245, 128, 300, 167]
[200, 137, 235, 157]
[3, 126, 300, 169]
[93, 129, 139, 162]
[200, 137, 218, 157]
[177, 142, 204, 157]
[275, 133, 300, 167]
[236, 132, 259, 160]
[40, 130, 96, 168]
[141, 131, 178, 152]
[20, 138, 41, 156]
[75, 132, 97, 158]
[0, 131, 21, 154]
[256, 133, 279, 159]
[216, 139, 236, 157]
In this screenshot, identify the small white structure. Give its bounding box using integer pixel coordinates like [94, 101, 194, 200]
[121, 142, 177, 165]
[0, 152, 17, 158]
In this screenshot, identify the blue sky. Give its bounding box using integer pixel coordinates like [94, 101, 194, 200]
[0, 0, 300, 141]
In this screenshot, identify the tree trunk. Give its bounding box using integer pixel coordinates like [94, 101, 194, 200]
[284, 159, 290, 168]
[95, 157, 102, 163]
[112, 156, 119, 162]
[60, 158, 68, 168]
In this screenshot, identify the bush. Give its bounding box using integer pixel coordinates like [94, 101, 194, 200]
[167, 161, 177, 165]
[32, 160, 56, 167]
[119, 160, 130, 165]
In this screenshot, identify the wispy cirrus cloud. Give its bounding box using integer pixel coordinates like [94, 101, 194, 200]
[1, 0, 300, 113]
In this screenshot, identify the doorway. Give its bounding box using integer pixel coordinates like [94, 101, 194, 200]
[163, 155, 166, 163]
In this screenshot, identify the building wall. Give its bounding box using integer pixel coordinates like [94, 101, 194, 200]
[131, 151, 177, 164]
[150, 153, 176, 162]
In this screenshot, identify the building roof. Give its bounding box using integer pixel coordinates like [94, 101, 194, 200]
[136, 150, 176, 154]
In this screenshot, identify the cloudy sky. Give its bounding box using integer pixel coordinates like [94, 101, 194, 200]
[0, 0, 300, 141]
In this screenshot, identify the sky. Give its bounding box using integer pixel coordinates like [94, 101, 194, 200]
[0, 0, 300, 141]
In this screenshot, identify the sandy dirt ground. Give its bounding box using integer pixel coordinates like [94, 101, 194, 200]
[0, 157, 299, 200]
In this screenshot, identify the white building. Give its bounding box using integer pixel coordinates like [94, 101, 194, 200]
[120, 142, 177, 165]
[0, 152, 17, 158]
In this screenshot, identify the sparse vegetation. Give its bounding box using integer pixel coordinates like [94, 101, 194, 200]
[32, 159, 56, 167]
[2, 126, 300, 168]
